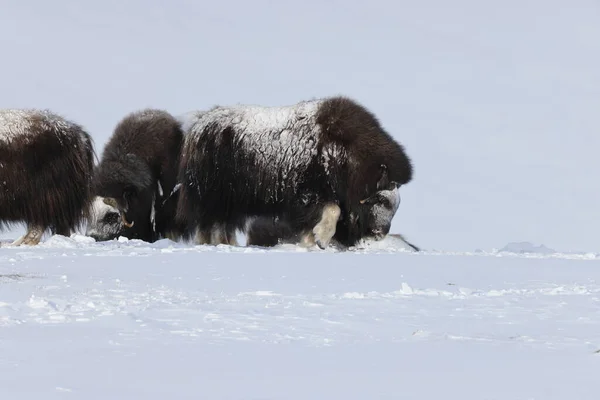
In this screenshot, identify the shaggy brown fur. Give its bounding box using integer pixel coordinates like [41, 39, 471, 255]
[89, 109, 188, 242]
[0, 109, 95, 245]
[176, 95, 414, 249]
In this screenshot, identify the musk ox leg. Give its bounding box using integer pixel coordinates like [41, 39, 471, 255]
[209, 223, 238, 245]
[11, 236, 25, 246]
[194, 227, 211, 245]
[164, 230, 180, 242]
[53, 224, 72, 238]
[210, 224, 227, 245]
[311, 203, 341, 250]
[12, 225, 45, 246]
[226, 228, 238, 246]
[245, 217, 287, 247]
[194, 224, 237, 246]
[299, 232, 317, 248]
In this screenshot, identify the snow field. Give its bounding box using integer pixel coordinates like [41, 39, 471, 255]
[0, 234, 599, 399]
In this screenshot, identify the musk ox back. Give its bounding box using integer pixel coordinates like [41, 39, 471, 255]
[0, 109, 95, 246]
[87, 109, 188, 243]
[176, 95, 413, 249]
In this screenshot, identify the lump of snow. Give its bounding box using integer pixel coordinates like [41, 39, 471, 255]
[499, 241, 556, 255]
[39, 234, 95, 249]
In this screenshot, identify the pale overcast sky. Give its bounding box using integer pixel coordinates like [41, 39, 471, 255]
[1, 0, 598, 252]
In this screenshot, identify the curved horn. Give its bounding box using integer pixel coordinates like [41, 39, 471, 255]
[121, 213, 135, 228]
[359, 194, 378, 205]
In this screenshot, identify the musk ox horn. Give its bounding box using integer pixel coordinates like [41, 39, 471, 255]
[359, 196, 374, 205]
[103, 197, 119, 208]
[121, 213, 135, 228]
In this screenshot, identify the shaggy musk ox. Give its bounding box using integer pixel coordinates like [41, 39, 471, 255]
[176, 95, 414, 249]
[0, 109, 95, 246]
[87, 109, 188, 242]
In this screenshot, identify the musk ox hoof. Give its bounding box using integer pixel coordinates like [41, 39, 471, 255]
[12, 225, 44, 246]
[312, 203, 341, 250]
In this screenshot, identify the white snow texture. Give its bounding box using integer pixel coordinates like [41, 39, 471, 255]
[1, 235, 599, 400]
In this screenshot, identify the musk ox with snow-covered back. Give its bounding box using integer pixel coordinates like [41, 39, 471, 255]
[0, 109, 95, 246]
[87, 109, 188, 243]
[176, 95, 414, 249]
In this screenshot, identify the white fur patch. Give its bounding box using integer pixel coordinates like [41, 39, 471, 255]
[312, 203, 341, 249]
[87, 197, 118, 226]
[157, 181, 163, 197]
[85, 196, 123, 239]
[0, 109, 75, 144]
[369, 186, 401, 233]
[150, 192, 156, 233]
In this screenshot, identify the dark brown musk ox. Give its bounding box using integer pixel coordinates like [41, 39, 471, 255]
[0, 109, 95, 246]
[87, 109, 190, 243]
[175, 95, 416, 250]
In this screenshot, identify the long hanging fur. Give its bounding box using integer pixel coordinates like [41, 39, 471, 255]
[176, 95, 414, 248]
[0, 109, 95, 242]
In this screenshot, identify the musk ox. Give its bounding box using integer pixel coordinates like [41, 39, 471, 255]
[0, 109, 95, 246]
[87, 109, 188, 242]
[176, 95, 414, 249]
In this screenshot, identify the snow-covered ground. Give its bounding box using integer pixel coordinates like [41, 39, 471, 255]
[1, 234, 599, 399]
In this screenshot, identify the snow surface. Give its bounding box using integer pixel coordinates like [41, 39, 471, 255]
[1, 234, 599, 399]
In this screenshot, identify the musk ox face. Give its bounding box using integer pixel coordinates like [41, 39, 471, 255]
[359, 182, 401, 240]
[93, 153, 153, 229]
[86, 196, 125, 241]
[356, 164, 402, 241]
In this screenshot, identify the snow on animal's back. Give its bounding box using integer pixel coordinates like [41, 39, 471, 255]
[187, 99, 325, 172]
[0, 109, 76, 145]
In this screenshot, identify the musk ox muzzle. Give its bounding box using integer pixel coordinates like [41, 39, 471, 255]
[357, 165, 403, 241]
[85, 196, 130, 241]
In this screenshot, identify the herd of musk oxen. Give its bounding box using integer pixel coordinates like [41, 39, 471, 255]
[0, 95, 419, 251]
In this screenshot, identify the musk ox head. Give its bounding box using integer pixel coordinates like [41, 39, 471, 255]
[89, 153, 160, 242]
[355, 164, 402, 241]
[86, 196, 126, 241]
[92, 153, 153, 229]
